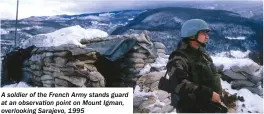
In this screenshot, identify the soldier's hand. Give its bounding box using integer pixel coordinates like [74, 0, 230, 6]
[212, 92, 221, 104]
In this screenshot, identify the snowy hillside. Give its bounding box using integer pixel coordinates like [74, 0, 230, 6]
[112, 7, 262, 59]
[0, 10, 142, 56]
[22, 25, 108, 48]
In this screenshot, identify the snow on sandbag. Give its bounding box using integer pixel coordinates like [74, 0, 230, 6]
[136, 31, 151, 44]
[153, 42, 166, 49]
[22, 25, 108, 48]
[157, 49, 166, 54]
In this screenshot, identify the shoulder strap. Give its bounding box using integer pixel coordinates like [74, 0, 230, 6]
[167, 50, 190, 66]
[163, 50, 189, 78]
[162, 71, 168, 78]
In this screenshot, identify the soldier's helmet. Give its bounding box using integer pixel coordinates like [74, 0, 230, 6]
[180, 19, 210, 38]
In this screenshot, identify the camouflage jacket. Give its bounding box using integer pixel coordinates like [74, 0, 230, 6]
[167, 39, 222, 112]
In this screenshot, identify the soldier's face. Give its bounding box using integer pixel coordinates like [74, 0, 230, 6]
[197, 30, 209, 43]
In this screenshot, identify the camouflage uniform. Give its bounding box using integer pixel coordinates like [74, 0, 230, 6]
[167, 39, 222, 113]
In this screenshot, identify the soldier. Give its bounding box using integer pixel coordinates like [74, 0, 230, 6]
[167, 19, 225, 113]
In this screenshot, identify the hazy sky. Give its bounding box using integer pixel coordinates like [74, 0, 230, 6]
[0, 0, 262, 20]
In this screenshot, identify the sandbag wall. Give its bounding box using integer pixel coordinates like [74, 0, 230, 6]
[22, 45, 105, 87]
[119, 32, 167, 87]
[21, 32, 167, 88]
[218, 63, 263, 96]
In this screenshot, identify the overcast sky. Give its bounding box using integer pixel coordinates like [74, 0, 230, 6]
[0, 0, 262, 20]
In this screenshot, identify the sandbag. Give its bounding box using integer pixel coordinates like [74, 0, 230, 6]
[43, 66, 60, 72]
[43, 71, 53, 75]
[54, 51, 69, 57]
[123, 68, 142, 74]
[41, 75, 53, 81]
[84, 64, 97, 72]
[153, 42, 166, 49]
[127, 52, 147, 59]
[54, 72, 87, 87]
[30, 64, 41, 70]
[88, 71, 104, 82]
[42, 80, 55, 85]
[55, 78, 69, 87]
[157, 49, 166, 54]
[124, 58, 144, 64]
[43, 57, 53, 63]
[120, 63, 145, 68]
[54, 57, 67, 67]
[59, 67, 76, 76]
[144, 58, 156, 63]
[231, 80, 256, 89]
[136, 32, 151, 44]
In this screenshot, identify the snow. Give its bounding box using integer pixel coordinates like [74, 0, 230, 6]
[213, 50, 250, 59]
[0, 39, 14, 45]
[133, 85, 153, 97]
[0, 28, 9, 35]
[207, 6, 215, 9]
[172, 17, 183, 23]
[22, 25, 108, 48]
[133, 85, 167, 112]
[221, 79, 263, 113]
[150, 56, 168, 69]
[225, 36, 246, 40]
[78, 15, 100, 20]
[2, 82, 31, 88]
[22, 26, 42, 30]
[128, 18, 134, 21]
[99, 13, 114, 17]
[211, 56, 257, 71]
[139, 64, 151, 76]
[230, 50, 250, 58]
[142, 12, 164, 23]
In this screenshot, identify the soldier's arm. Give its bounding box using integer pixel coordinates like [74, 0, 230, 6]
[167, 55, 213, 102]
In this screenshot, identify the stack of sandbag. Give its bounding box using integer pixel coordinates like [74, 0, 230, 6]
[22, 45, 105, 87]
[153, 42, 167, 58]
[23, 54, 44, 87]
[220, 63, 263, 96]
[119, 32, 157, 87]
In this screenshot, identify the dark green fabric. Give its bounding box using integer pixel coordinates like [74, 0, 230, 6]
[86, 38, 137, 61]
[167, 39, 222, 112]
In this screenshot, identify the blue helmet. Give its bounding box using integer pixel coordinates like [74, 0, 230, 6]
[180, 19, 210, 38]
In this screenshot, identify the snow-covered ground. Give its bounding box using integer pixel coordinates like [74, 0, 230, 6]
[0, 28, 9, 35]
[221, 79, 263, 113]
[225, 36, 246, 40]
[213, 50, 250, 58]
[2, 82, 31, 88]
[21, 25, 108, 48]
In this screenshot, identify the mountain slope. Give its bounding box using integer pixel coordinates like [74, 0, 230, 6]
[111, 7, 262, 64]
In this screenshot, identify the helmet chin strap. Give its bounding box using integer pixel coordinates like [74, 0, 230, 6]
[189, 34, 206, 47]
